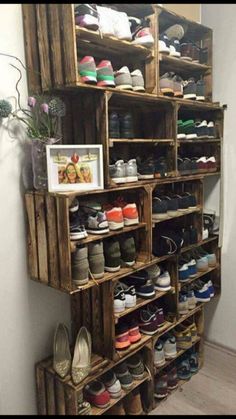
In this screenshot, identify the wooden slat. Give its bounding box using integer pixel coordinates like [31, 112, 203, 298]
[64, 384, 77, 415]
[59, 4, 78, 85]
[36, 4, 52, 90]
[145, 12, 158, 94]
[91, 285, 103, 354]
[56, 196, 71, 291]
[35, 364, 47, 415]
[45, 370, 56, 415]
[82, 289, 92, 332]
[71, 293, 82, 344]
[45, 194, 60, 288]
[25, 193, 38, 279]
[55, 377, 66, 415]
[102, 281, 114, 359]
[35, 193, 48, 284]
[47, 4, 64, 86]
[22, 4, 41, 93]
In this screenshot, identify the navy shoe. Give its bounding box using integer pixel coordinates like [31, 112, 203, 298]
[189, 225, 198, 244]
[137, 156, 155, 179]
[160, 195, 179, 217]
[109, 112, 120, 139]
[188, 352, 199, 374]
[152, 197, 169, 221]
[193, 280, 211, 302]
[119, 113, 134, 139]
[177, 358, 191, 380]
[178, 260, 190, 282]
[154, 157, 168, 178]
[182, 192, 197, 209]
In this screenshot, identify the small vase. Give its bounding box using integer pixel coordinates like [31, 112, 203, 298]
[31, 137, 60, 190]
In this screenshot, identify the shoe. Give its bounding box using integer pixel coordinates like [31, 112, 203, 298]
[177, 358, 191, 380]
[173, 74, 183, 97]
[113, 197, 139, 225]
[178, 292, 189, 314]
[101, 370, 122, 399]
[189, 225, 198, 244]
[115, 66, 133, 90]
[130, 276, 156, 299]
[192, 249, 209, 271]
[177, 120, 186, 139]
[85, 210, 109, 234]
[77, 400, 92, 415]
[139, 308, 159, 335]
[182, 192, 197, 209]
[183, 289, 197, 310]
[104, 206, 124, 230]
[183, 119, 197, 139]
[160, 72, 174, 96]
[180, 41, 193, 61]
[104, 239, 121, 272]
[193, 280, 211, 302]
[115, 322, 131, 350]
[187, 321, 198, 341]
[162, 194, 179, 217]
[183, 254, 197, 278]
[207, 280, 215, 297]
[162, 334, 177, 358]
[114, 283, 126, 313]
[119, 112, 134, 139]
[127, 353, 145, 380]
[154, 157, 168, 178]
[164, 24, 185, 41]
[167, 366, 178, 390]
[84, 380, 110, 408]
[200, 47, 208, 64]
[125, 159, 138, 182]
[72, 326, 91, 385]
[195, 156, 208, 173]
[109, 159, 126, 183]
[119, 281, 136, 308]
[72, 245, 89, 285]
[136, 156, 155, 179]
[178, 261, 190, 282]
[131, 69, 145, 92]
[132, 26, 154, 47]
[75, 4, 99, 31]
[69, 199, 88, 240]
[173, 193, 190, 212]
[53, 323, 71, 379]
[105, 401, 125, 415]
[119, 235, 136, 267]
[154, 374, 168, 399]
[192, 43, 200, 63]
[154, 340, 166, 367]
[154, 270, 171, 292]
[112, 9, 132, 40]
[109, 112, 120, 139]
[96, 5, 115, 36]
[159, 33, 170, 54]
[88, 241, 105, 279]
[169, 37, 181, 57]
[145, 264, 161, 280]
[188, 352, 199, 374]
[123, 388, 143, 415]
[196, 79, 205, 101]
[183, 78, 197, 100]
[127, 318, 141, 343]
[174, 326, 192, 350]
[97, 60, 115, 87]
[114, 362, 133, 389]
[207, 121, 216, 138]
[206, 156, 217, 171]
[147, 304, 165, 327]
[152, 197, 169, 220]
[78, 56, 97, 84]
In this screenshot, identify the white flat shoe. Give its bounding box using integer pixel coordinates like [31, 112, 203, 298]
[72, 326, 92, 385]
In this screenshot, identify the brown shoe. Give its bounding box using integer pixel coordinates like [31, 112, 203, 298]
[123, 388, 143, 415]
[104, 401, 126, 415]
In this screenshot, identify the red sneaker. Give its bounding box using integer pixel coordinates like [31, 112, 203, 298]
[84, 381, 110, 408]
[78, 56, 97, 84]
[115, 323, 131, 350]
[96, 60, 115, 87]
[113, 197, 139, 226]
[103, 205, 124, 230]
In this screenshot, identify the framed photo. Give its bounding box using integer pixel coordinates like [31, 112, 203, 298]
[46, 144, 104, 192]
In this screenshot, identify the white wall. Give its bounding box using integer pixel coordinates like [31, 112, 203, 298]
[202, 4, 236, 351]
[0, 5, 70, 414]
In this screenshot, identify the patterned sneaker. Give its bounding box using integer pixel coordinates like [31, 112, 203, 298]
[114, 362, 133, 389]
[78, 56, 97, 84]
[119, 281, 136, 308]
[114, 283, 126, 313]
[113, 197, 139, 226]
[139, 309, 159, 335]
[97, 60, 115, 87]
[131, 69, 145, 92]
[132, 26, 154, 48]
[127, 353, 145, 380]
[101, 370, 122, 399]
[115, 66, 133, 90]
[74, 4, 99, 30]
[69, 199, 88, 240]
[162, 334, 177, 359]
[84, 381, 110, 408]
[85, 211, 109, 234]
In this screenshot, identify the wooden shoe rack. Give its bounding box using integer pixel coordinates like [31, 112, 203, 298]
[22, 4, 224, 415]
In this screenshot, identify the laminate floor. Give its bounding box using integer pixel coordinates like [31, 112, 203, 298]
[150, 343, 236, 415]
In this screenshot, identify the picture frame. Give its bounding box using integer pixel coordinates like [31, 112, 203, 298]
[46, 144, 104, 192]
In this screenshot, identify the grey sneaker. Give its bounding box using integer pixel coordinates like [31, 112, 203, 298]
[125, 159, 138, 182]
[115, 66, 133, 90]
[160, 72, 174, 96]
[104, 238, 121, 272]
[88, 241, 105, 279]
[72, 245, 89, 285]
[131, 69, 145, 92]
[86, 211, 109, 234]
[109, 160, 126, 183]
[120, 235, 136, 267]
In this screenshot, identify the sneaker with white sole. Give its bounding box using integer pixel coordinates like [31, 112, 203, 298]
[109, 160, 126, 183]
[145, 264, 161, 280]
[164, 24, 185, 41]
[154, 270, 171, 292]
[131, 69, 145, 92]
[132, 26, 154, 47]
[125, 159, 138, 182]
[112, 9, 132, 40]
[120, 281, 136, 308]
[114, 283, 126, 313]
[154, 340, 166, 367]
[159, 33, 170, 54]
[97, 5, 115, 36]
[115, 66, 133, 90]
[162, 334, 177, 359]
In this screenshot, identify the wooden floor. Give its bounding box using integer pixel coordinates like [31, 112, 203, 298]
[150, 342, 236, 415]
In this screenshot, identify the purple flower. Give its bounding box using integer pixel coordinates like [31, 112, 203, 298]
[41, 103, 49, 114]
[28, 96, 36, 107]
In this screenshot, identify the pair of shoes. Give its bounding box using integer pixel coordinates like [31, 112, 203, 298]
[114, 281, 136, 313]
[144, 263, 172, 292]
[78, 56, 115, 87]
[180, 41, 208, 64]
[174, 323, 197, 349]
[178, 156, 217, 175]
[96, 5, 132, 40]
[104, 235, 136, 272]
[72, 241, 104, 285]
[103, 198, 139, 230]
[115, 66, 145, 92]
[106, 388, 143, 415]
[75, 4, 99, 31]
[177, 350, 199, 380]
[139, 303, 165, 335]
[154, 333, 177, 366]
[178, 290, 197, 313]
[154, 366, 178, 399]
[177, 119, 216, 139]
[115, 318, 141, 349]
[136, 155, 168, 180]
[109, 158, 138, 184]
[159, 23, 185, 57]
[53, 324, 91, 385]
[114, 353, 145, 384]
[129, 16, 154, 47]
[152, 192, 197, 221]
[109, 111, 134, 139]
[160, 73, 206, 100]
[191, 279, 215, 302]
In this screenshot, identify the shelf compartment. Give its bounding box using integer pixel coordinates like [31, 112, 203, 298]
[159, 53, 211, 72]
[152, 206, 202, 225]
[179, 264, 220, 288]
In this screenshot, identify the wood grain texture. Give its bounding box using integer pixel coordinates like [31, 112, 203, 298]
[36, 4, 52, 90]
[54, 377, 66, 415]
[64, 384, 77, 415]
[45, 370, 56, 415]
[59, 4, 78, 85]
[45, 194, 59, 288]
[47, 4, 64, 86]
[56, 196, 71, 292]
[25, 193, 38, 279]
[35, 193, 48, 284]
[35, 364, 47, 415]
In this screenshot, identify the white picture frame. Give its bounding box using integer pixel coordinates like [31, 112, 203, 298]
[46, 144, 104, 192]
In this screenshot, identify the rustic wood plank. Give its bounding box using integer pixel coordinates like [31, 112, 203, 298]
[71, 293, 82, 344]
[91, 285, 103, 355]
[64, 384, 77, 415]
[25, 192, 38, 279]
[145, 12, 158, 94]
[59, 4, 78, 85]
[45, 194, 60, 288]
[102, 281, 114, 359]
[55, 377, 66, 415]
[56, 196, 71, 292]
[35, 363, 47, 415]
[21, 4, 41, 93]
[36, 4, 52, 90]
[45, 370, 56, 415]
[47, 4, 64, 86]
[81, 289, 92, 335]
[35, 193, 48, 284]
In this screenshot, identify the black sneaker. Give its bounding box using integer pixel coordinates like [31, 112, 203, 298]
[195, 120, 208, 137]
[173, 194, 189, 212]
[207, 121, 216, 138]
[189, 225, 198, 244]
[159, 32, 170, 54]
[69, 199, 88, 240]
[183, 78, 197, 100]
[137, 156, 155, 179]
[169, 37, 181, 58]
[109, 112, 120, 139]
[152, 197, 169, 220]
[154, 157, 168, 178]
[119, 235, 136, 267]
[182, 192, 197, 209]
[161, 195, 179, 217]
[104, 238, 121, 272]
[181, 228, 190, 247]
[119, 112, 134, 139]
[196, 79, 205, 101]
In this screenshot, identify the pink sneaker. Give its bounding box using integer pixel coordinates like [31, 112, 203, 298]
[132, 27, 154, 48]
[96, 60, 115, 87]
[78, 56, 97, 84]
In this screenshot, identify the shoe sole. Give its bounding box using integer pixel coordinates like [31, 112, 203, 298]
[139, 328, 159, 335]
[97, 80, 115, 87]
[124, 261, 136, 267]
[124, 218, 139, 226]
[168, 383, 179, 390]
[154, 393, 168, 399]
[138, 174, 154, 179]
[154, 285, 171, 292]
[154, 360, 166, 367]
[90, 272, 104, 279]
[126, 176, 138, 182]
[177, 134, 186, 139]
[114, 306, 126, 313]
[115, 84, 133, 90]
[164, 352, 178, 359]
[196, 96, 205, 101]
[73, 278, 89, 286]
[184, 94, 197, 100]
[186, 134, 197, 139]
[105, 266, 121, 272]
[70, 233, 88, 240]
[133, 34, 154, 47]
[108, 221, 124, 230]
[152, 213, 169, 220]
[195, 297, 211, 302]
[132, 86, 145, 92]
[86, 228, 109, 234]
[180, 56, 192, 61]
[136, 292, 156, 298]
[111, 177, 126, 183]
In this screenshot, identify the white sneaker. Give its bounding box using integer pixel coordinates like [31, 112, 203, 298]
[145, 264, 161, 280]
[112, 9, 132, 40]
[154, 271, 171, 292]
[97, 6, 115, 36]
[125, 159, 138, 182]
[131, 69, 145, 92]
[154, 341, 166, 366]
[114, 284, 126, 313]
[163, 335, 177, 358]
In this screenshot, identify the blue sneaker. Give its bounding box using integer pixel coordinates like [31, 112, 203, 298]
[193, 280, 211, 302]
[125, 272, 155, 299]
[207, 280, 215, 297]
[188, 352, 199, 374]
[177, 358, 191, 380]
[178, 262, 190, 282]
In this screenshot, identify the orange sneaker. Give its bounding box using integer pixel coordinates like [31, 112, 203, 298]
[104, 206, 124, 231]
[113, 197, 139, 226]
